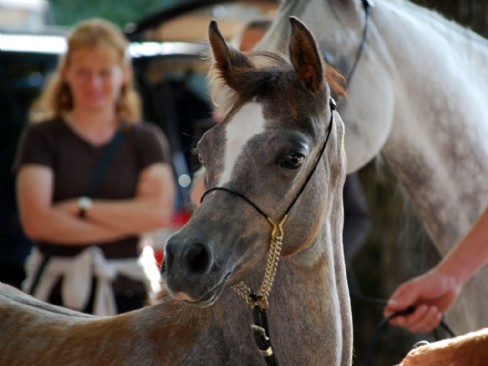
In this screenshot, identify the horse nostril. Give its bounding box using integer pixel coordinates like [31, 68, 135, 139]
[184, 243, 210, 276]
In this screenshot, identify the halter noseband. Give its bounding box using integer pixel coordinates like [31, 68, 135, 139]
[200, 97, 336, 366]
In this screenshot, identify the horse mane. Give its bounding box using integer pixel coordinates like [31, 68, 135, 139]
[390, 0, 488, 46]
[208, 49, 345, 114]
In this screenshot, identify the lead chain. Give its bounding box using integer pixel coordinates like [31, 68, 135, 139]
[232, 215, 287, 310]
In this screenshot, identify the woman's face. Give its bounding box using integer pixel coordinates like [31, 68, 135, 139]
[64, 45, 127, 113]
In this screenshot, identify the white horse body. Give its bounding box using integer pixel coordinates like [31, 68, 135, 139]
[260, 0, 488, 332]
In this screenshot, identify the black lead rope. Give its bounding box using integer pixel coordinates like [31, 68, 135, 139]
[251, 294, 278, 366]
[356, 294, 456, 366]
[200, 98, 336, 366]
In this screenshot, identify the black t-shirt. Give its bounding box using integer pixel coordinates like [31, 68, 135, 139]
[15, 117, 171, 258]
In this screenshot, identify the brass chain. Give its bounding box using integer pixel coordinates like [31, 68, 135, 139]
[232, 215, 287, 309]
[232, 282, 255, 306]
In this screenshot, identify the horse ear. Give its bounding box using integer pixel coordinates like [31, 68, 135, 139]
[288, 17, 324, 92]
[208, 20, 255, 90]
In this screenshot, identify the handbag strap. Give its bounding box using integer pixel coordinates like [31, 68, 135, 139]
[83, 129, 124, 197]
[28, 128, 125, 296]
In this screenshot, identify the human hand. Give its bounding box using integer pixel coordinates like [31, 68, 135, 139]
[384, 269, 461, 333]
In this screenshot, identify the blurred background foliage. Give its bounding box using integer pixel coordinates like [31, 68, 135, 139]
[413, 0, 488, 37]
[48, 0, 184, 27]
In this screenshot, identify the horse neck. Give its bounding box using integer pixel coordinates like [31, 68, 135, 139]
[210, 230, 350, 365]
[211, 168, 351, 365]
[366, 1, 488, 252]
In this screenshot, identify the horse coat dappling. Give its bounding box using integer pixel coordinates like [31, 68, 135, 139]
[258, 0, 488, 333]
[0, 18, 352, 365]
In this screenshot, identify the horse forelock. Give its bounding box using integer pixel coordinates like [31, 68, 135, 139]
[209, 51, 290, 113]
[209, 50, 344, 116]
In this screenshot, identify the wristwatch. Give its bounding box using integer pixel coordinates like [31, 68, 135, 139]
[78, 196, 92, 218]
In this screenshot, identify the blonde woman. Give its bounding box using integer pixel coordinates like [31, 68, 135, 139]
[15, 18, 175, 315]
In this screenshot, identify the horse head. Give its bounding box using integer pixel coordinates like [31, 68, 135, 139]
[163, 17, 346, 307]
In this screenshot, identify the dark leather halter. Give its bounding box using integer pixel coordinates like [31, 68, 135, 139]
[200, 98, 336, 366]
[345, 0, 375, 87]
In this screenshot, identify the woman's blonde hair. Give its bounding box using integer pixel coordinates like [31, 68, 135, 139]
[30, 18, 141, 123]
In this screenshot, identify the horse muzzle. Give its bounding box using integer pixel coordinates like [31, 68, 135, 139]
[163, 233, 231, 307]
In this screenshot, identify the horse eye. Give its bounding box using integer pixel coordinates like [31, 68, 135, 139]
[280, 152, 305, 170]
[197, 154, 204, 165]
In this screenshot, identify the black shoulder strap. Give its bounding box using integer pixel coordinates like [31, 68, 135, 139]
[28, 128, 125, 296]
[83, 129, 124, 196]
